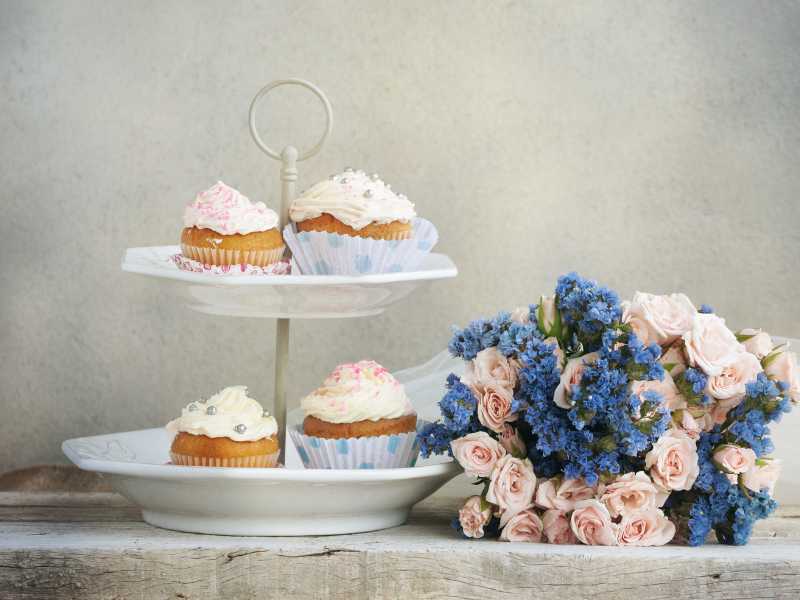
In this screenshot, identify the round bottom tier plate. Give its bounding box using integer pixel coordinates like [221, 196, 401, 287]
[62, 428, 460, 536]
[121, 246, 458, 318]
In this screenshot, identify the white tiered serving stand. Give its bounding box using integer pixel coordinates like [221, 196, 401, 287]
[63, 79, 460, 536]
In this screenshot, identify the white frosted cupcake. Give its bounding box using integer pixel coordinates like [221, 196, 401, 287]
[283, 169, 438, 275]
[290, 169, 416, 240]
[290, 360, 420, 469]
[166, 386, 280, 467]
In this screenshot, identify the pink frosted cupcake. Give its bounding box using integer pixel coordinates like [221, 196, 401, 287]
[180, 181, 285, 267]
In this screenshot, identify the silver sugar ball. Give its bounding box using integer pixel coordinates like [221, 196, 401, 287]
[234, 424, 247, 434]
[344, 166, 354, 173]
[370, 173, 380, 181]
[262, 409, 270, 418]
[206, 405, 217, 416]
[187, 403, 199, 412]
[363, 189, 373, 198]
[340, 177, 348, 184]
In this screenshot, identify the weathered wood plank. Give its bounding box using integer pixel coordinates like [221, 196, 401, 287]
[0, 491, 799, 599]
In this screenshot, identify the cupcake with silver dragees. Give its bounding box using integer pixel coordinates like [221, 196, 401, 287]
[167, 386, 280, 467]
[290, 360, 421, 469]
[283, 169, 438, 275]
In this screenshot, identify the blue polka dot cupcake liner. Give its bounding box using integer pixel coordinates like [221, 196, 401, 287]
[283, 218, 438, 276]
[289, 423, 423, 470]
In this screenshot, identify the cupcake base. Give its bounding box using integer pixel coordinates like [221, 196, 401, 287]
[289, 426, 421, 470]
[303, 414, 417, 439]
[169, 432, 280, 468]
[170, 451, 279, 468]
[283, 217, 438, 276]
[296, 214, 412, 240]
[180, 226, 285, 267]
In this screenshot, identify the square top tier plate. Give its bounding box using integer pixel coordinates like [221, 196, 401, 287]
[122, 246, 457, 319]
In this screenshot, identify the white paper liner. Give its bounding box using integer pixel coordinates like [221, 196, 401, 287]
[180, 243, 286, 268]
[282, 217, 438, 275]
[169, 450, 280, 468]
[171, 254, 291, 276]
[289, 425, 421, 469]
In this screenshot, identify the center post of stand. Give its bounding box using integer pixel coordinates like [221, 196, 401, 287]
[248, 79, 333, 462]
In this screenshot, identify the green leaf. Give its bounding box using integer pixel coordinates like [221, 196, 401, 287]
[479, 496, 492, 512]
[662, 362, 677, 373]
[536, 301, 547, 337]
[762, 350, 783, 369]
[550, 305, 563, 340]
[735, 332, 757, 342]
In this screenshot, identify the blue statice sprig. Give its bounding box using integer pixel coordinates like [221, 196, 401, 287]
[555, 272, 622, 352]
[721, 373, 790, 457]
[439, 374, 480, 435]
[448, 311, 519, 360]
[674, 367, 712, 407]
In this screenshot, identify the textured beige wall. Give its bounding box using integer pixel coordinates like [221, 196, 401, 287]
[1, 1, 799, 473]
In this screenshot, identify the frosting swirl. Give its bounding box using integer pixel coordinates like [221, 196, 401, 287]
[183, 181, 279, 235]
[301, 360, 415, 423]
[290, 169, 416, 230]
[166, 386, 278, 441]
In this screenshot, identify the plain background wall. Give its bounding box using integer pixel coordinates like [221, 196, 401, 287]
[1, 1, 799, 474]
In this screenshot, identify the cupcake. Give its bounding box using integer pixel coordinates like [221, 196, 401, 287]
[181, 181, 285, 267]
[166, 386, 279, 467]
[289, 360, 420, 469]
[289, 169, 416, 240]
[283, 169, 438, 276]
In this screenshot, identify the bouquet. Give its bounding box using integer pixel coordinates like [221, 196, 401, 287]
[419, 273, 797, 546]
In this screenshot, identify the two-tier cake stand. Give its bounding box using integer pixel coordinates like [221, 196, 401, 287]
[62, 79, 461, 536]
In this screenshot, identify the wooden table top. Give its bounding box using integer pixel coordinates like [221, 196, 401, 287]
[2, 488, 800, 600]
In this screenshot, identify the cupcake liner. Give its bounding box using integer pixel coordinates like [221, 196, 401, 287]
[283, 217, 438, 275]
[180, 243, 286, 267]
[169, 450, 280, 468]
[171, 254, 291, 276]
[289, 425, 421, 469]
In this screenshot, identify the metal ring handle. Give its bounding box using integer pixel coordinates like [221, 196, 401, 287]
[248, 79, 333, 162]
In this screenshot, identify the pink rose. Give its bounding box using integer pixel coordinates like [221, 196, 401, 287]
[486, 455, 537, 524]
[543, 336, 565, 371]
[659, 342, 688, 377]
[713, 444, 756, 475]
[621, 300, 656, 347]
[682, 313, 744, 377]
[624, 292, 697, 346]
[598, 471, 665, 518]
[743, 459, 782, 495]
[645, 429, 700, 491]
[450, 431, 506, 478]
[534, 477, 595, 512]
[739, 328, 774, 359]
[553, 352, 599, 409]
[510, 305, 531, 324]
[570, 499, 617, 546]
[499, 424, 527, 456]
[542, 509, 578, 544]
[706, 351, 762, 402]
[465, 347, 518, 392]
[630, 371, 684, 412]
[499, 508, 544, 542]
[476, 384, 518, 433]
[616, 509, 676, 546]
[458, 495, 493, 539]
[673, 410, 702, 440]
[765, 350, 800, 403]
